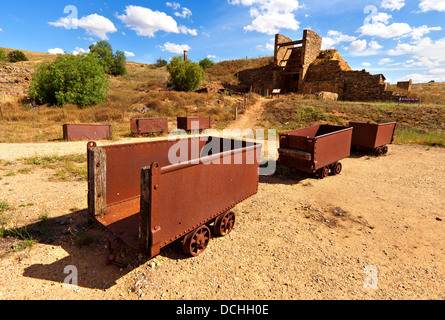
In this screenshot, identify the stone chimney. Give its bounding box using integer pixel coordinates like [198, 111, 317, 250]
[184, 50, 188, 62]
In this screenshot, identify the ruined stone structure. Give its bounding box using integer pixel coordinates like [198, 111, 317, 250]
[397, 79, 412, 92]
[0, 66, 34, 101]
[236, 30, 394, 102]
[273, 29, 322, 93]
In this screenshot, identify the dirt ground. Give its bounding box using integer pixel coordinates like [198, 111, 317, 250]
[0, 135, 444, 300]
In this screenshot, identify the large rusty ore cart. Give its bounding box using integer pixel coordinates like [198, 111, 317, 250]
[87, 137, 262, 266]
[349, 121, 397, 156]
[278, 125, 353, 179]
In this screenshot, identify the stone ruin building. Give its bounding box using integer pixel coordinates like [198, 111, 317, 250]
[237, 29, 394, 102]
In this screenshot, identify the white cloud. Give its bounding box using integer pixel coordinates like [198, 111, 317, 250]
[72, 47, 88, 55]
[124, 51, 135, 57]
[378, 58, 394, 65]
[400, 68, 445, 83]
[358, 21, 412, 38]
[166, 2, 181, 10]
[48, 48, 65, 55]
[345, 39, 383, 56]
[408, 25, 442, 40]
[118, 5, 180, 37]
[402, 55, 445, 69]
[175, 8, 192, 19]
[178, 25, 198, 36]
[0, 28, 3, 32]
[388, 37, 445, 59]
[361, 62, 372, 67]
[380, 0, 405, 11]
[49, 14, 117, 40]
[159, 42, 191, 54]
[419, 0, 445, 12]
[372, 12, 392, 24]
[322, 30, 356, 49]
[229, 0, 301, 35]
[244, 11, 299, 35]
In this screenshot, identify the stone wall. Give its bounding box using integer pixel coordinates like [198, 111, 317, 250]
[301, 49, 393, 101]
[397, 79, 412, 91]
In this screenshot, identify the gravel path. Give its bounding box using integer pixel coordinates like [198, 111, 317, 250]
[0, 143, 444, 300]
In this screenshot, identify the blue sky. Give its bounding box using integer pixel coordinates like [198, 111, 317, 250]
[0, 0, 444, 83]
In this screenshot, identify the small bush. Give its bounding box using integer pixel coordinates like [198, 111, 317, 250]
[29, 54, 109, 107]
[7, 50, 28, 63]
[156, 58, 168, 67]
[0, 49, 6, 60]
[199, 58, 215, 69]
[167, 56, 204, 92]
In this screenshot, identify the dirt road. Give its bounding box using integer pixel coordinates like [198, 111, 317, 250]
[0, 138, 444, 300]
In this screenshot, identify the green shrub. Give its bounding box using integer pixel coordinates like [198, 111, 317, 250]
[7, 50, 28, 62]
[167, 56, 204, 92]
[199, 58, 215, 69]
[0, 49, 6, 60]
[156, 58, 168, 67]
[88, 41, 127, 76]
[29, 54, 109, 107]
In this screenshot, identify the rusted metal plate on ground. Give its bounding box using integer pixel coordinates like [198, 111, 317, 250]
[130, 118, 168, 135]
[177, 117, 211, 131]
[63, 124, 111, 142]
[349, 121, 397, 150]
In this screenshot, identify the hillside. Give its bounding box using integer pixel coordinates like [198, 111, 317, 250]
[0, 48, 444, 148]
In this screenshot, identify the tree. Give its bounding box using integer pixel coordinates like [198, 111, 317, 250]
[199, 58, 215, 69]
[88, 41, 127, 76]
[156, 58, 168, 67]
[29, 54, 109, 107]
[167, 56, 204, 92]
[7, 50, 28, 63]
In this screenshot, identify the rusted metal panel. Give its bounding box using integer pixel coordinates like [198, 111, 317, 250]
[130, 118, 168, 135]
[63, 124, 111, 141]
[87, 137, 262, 260]
[278, 125, 352, 175]
[349, 121, 396, 150]
[177, 117, 211, 131]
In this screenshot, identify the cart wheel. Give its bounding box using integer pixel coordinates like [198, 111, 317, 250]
[382, 145, 388, 155]
[331, 162, 342, 175]
[214, 211, 236, 237]
[374, 147, 383, 157]
[317, 166, 330, 179]
[183, 225, 211, 257]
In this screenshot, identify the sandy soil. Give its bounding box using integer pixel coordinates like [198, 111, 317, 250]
[0, 135, 444, 300]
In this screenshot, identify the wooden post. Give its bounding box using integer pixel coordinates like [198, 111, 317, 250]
[87, 146, 107, 217]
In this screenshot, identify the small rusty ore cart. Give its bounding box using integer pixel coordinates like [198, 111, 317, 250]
[349, 121, 397, 156]
[130, 118, 169, 135]
[278, 125, 353, 179]
[63, 124, 112, 141]
[87, 136, 262, 266]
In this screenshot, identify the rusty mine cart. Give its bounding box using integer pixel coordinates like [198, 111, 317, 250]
[278, 125, 353, 179]
[349, 121, 397, 156]
[87, 136, 262, 266]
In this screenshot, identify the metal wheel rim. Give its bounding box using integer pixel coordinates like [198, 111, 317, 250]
[217, 211, 236, 236]
[184, 226, 211, 257]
